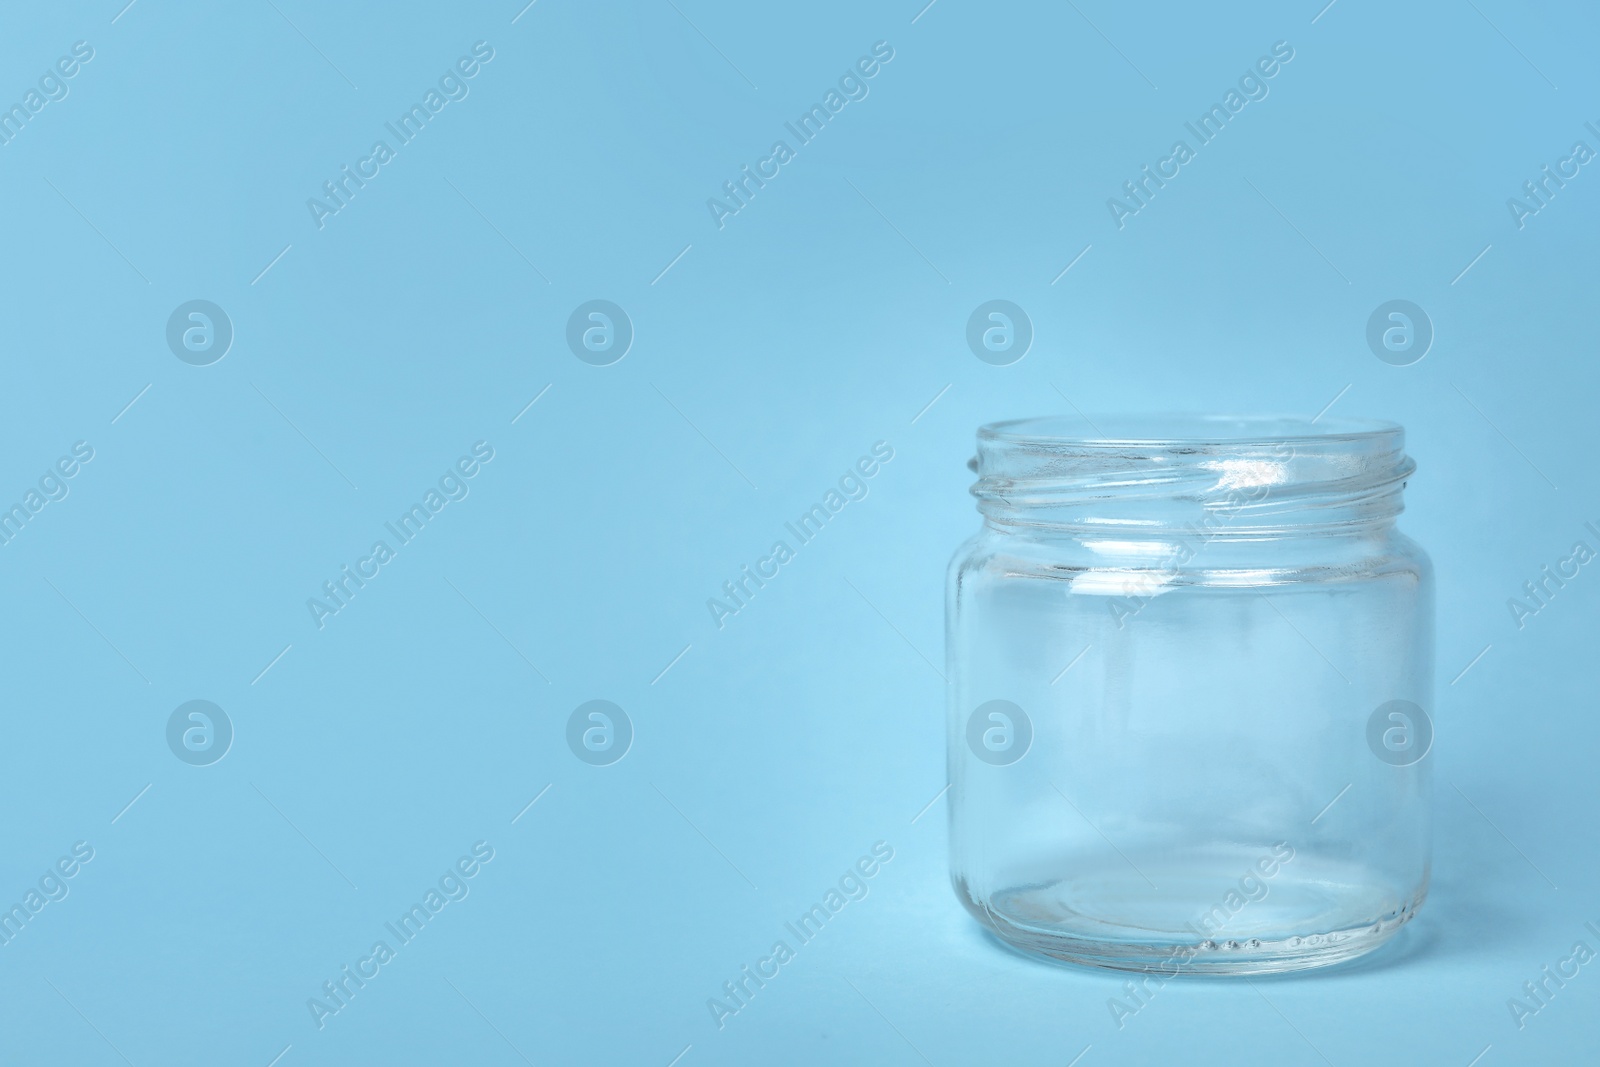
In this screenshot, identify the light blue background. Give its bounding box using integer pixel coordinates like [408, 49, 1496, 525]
[1, 1, 1596, 1064]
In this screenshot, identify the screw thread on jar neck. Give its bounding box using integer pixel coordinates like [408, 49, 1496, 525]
[971, 415, 1415, 537]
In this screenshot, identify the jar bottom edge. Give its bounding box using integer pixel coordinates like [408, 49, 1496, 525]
[958, 876, 1427, 976]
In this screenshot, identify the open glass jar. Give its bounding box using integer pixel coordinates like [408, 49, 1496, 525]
[945, 416, 1433, 975]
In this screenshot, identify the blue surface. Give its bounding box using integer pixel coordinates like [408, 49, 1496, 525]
[0, 1, 1596, 1064]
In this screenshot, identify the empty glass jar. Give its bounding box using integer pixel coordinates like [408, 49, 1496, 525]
[945, 416, 1433, 974]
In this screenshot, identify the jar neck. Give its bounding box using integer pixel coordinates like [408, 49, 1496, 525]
[970, 416, 1415, 539]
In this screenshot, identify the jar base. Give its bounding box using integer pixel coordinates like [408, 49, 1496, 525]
[959, 862, 1426, 976]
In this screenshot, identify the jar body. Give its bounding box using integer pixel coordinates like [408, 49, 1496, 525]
[946, 423, 1433, 975]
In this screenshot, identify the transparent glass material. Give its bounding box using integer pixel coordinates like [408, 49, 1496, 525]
[945, 416, 1433, 975]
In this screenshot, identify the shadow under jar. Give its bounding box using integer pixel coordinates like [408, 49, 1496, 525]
[945, 416, 1434, 975]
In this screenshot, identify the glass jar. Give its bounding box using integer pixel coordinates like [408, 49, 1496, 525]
[945, 416, 1433, 975]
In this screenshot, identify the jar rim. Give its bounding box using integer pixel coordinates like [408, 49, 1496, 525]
[978, 414, 1402, 449]
[971, 413, 1415, 533]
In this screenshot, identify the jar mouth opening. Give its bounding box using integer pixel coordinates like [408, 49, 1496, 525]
[979, 414, 1401, 449]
